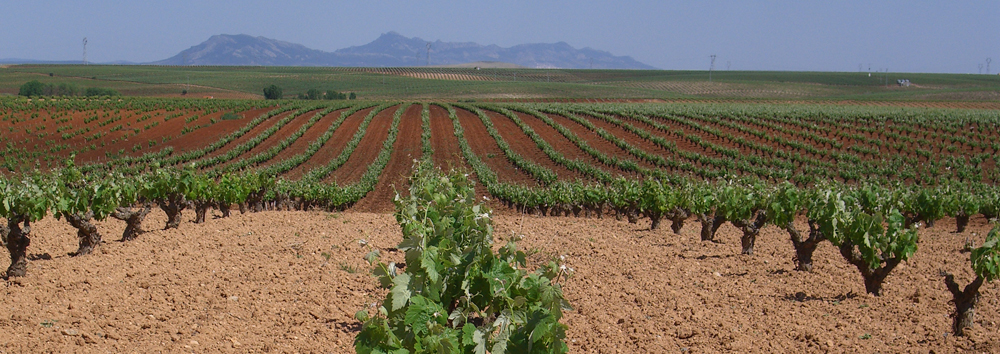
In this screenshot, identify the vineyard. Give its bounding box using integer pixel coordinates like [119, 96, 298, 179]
[1, 96, 1000, 352]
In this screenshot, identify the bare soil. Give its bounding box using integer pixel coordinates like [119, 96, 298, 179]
[325, 105, 396, 185]
[213, 108, 324, 172]
[475, 108, 587, 181]
[351, 104, 424, 212]
[427, 105, 466, 172]
[257, 109, 345, 172]
[1, 209, 997, 353]
[453, 106, 539, 187]
[282, 107, 375, 180]
[193, 110, 297, 163]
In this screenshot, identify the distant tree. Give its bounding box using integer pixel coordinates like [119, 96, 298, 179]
[349, 92, 356, 100]
[324, 90, 346, 100]
[263, 85, 283, 100]
[85, 87, 120, 97]
[19, 81, 45, 97]
[306, 88, 322, 100]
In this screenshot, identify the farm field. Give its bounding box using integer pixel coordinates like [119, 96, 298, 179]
[0, 210, 997, 353]
[1, 94, 1000, 352]
[3, 64, 1000, 101]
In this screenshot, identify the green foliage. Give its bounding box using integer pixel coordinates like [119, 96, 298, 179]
[768, 182, 803, 228]
[220, 112, 242, 121]
[263, 84, 283, 100]
[84, 87, 120, 97]
[971, 225, 1000, 282]
[51, 161, 122, 221]
[840, 209, 919, 270]
[19, 81, 45, 97]
[356, 165, 571, 354]
[326, 90, 347, 100]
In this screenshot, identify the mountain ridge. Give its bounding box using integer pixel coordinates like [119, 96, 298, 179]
[151, 32, 656, 69]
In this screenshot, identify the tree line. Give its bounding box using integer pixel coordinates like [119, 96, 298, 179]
[19, 81, 120, 97]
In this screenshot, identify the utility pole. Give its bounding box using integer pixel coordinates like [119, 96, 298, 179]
[709, 54, 716, 82]
[82, 38, 88, 65]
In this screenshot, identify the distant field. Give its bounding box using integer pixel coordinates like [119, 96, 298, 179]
[2, 64, 999, 101]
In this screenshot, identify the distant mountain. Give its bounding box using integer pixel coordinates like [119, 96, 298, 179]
[151, 32, 656, 69]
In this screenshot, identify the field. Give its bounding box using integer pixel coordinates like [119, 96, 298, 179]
[3, 64, 1000, 100]
[1, 65, 1000, 352]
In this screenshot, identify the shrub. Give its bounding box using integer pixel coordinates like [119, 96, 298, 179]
[306, 88, 322, 100]
[263, 85, 282, 100]
[19, 81, 45, 97]
[356, 164, 572, 353]
[325, 90, 347, 100]
[220, 112, 242, 121]
[85, 87, 120, 97]
[944, 224, 1000, 335]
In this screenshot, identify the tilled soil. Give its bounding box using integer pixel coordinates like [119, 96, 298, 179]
[0, 210, 997, 353]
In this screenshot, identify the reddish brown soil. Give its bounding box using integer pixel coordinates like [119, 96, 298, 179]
[257, 109, 345, 172]
[453, 107, 539, 187]
[352, 104, 424, 212]
[508, 110, 626, 180]
[326, 105, 397, 185]
[1, 210, 996, 353]
[427, 105, 466, 172]
[149, 106, 277, 161]
[96, 110, 218, 163]
[282, 107, 375, 180]
[213, 109, 323, 172]
[477, 109, 587, 181]
[546, 112, 660, 177]
[188, 109, 297, 164]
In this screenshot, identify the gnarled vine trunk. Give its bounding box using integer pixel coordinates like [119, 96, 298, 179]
[955, 213, 970, 233]
[697, 213, 727, 242]
[111, 204, 152, 241]
[66, 211, 101, 256]
[732, 212, 768, 255]
[787, 221, 825, 272]
[944, 273, 983, 336]
[5, 216, 31, 278]
[645, 210, 663, 230]
[192, 201, 213, 224]
[157, 197, 187, 230]
[838, 240, 902, 296]
[668, 208, 690, 235]
[219, 203, 232, 218]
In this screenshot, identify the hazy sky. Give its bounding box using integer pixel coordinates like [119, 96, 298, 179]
[2, 1, 997, 73]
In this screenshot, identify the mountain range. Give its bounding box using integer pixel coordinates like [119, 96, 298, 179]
[151, 32, 656, 69]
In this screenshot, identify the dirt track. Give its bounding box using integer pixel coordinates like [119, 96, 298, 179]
[0, 208, 997, 353]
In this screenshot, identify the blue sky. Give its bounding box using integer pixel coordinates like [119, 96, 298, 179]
[2, 1, 997, 73]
